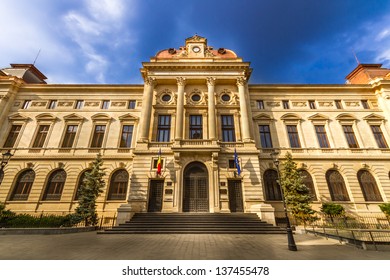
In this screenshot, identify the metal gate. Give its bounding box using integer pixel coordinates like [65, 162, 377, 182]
[183, 163, 209, 212]
[228, 180, 244, 212]
[148, 180, 164, 212]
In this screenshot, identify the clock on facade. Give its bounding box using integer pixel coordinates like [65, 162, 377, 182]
[192, 46, 201, 53]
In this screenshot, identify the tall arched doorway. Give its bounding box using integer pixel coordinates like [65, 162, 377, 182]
[183, 162, 209, 212]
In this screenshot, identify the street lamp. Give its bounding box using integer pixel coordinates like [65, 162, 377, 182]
[270, 151, 297, 251]
[0, 150, 13, 185]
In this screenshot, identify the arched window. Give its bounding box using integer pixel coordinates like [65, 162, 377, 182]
[43, 169, 66, 200]
[10, 169, 35, 200]
[299, 170, 317, 201]
[263, 169, 282, 200]
[0, 169, 4, 185]
[107, 169, 129, 200]
[357, 170, 382, 201]
[74, 169, 91, 201]
[326, 170, 350, 201]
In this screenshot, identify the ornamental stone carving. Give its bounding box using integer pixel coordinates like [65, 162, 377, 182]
[292, 101, 307, 107]
[345, 101, 360, 107]
[31, 101, 47, 107]
[58, 101, 73, 107]
[111, 101, 126, 107]
[206, 77, 216, 87]
[85, 101, 100, 107]
[144, 77, 156, 86]
[236, 77, 247, 87]
[266, 101, 280, 107]
[318, 101, 333, 107]
[176, 77, 187, 86]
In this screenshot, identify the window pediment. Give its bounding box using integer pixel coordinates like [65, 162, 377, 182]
[118, 113, 139, 122]
[63, 113, 85, 122]
[91, 113, 112, 122]
[8, 113, 30, 122]
[336, 113, 357, 121]
[308, 113, 329, 121]
[253, 113, 274, 121]
[363, 113, 385, 124]
[280, 113, 302, 121]
[35, 113, 57, 122]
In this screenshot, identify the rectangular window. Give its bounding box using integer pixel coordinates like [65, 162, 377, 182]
[189, 115, 203, 139]
[287, 125, 301, 148]
[371, 125, 389, 148]
[315, 125, 330, 148]
[90, 125, 106, 148]
[282, 100, 290, 109]
[157, 115, 171, 142]
[361, 100, 369, 109]
[221, 115, 236, 142]
[22, 100, 31, 109]
[309, 100, 316, 109]
[75, 100, 84, 109]
[335, 100, 342, 109]
[61, 125, 78, 148]
[120, 125, 134, 148]
[257, 100, 264, 109]
[4, 125, 22, 148]
[259, 125, 273, 148]
[101, 100, 110, 109]
[128, 100, 136, 109]
[48, 100, 57, 109]
[32, 125, 50, 148]
[342, 125, 359, 148]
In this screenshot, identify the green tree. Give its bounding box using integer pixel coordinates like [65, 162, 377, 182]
[280, 152, 316, 223]
[379, 203, 390, 219]
[75, 154, 105, 226]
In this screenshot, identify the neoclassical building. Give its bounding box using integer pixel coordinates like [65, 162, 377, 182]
[1, 35, 390, 224]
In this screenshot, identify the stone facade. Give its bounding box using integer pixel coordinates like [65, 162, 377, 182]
[1, 35, 390, 223]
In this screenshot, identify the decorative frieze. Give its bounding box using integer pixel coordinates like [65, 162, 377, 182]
[31, 101, 47, 107]
[58, 101, 74, 107]
[345, 101, 360, 107]
[266, 101, 280, 107]
[111, 101, 126, 107]
[292, 101, 307, 107]
[318, 101, 333, 107]
[85, 101, 100, 107]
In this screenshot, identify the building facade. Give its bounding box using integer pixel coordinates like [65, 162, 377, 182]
[1, 35, 390, 224]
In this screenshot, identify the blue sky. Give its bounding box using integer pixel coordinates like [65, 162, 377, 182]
[1, 0, 390, 84]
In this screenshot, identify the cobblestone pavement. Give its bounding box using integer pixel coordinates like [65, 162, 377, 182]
[0, 232, 390, 260]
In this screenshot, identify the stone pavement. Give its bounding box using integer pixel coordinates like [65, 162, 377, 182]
[0, 231, 390, 260]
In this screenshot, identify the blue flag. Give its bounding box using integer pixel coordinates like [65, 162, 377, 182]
[234, 149, 241, 175]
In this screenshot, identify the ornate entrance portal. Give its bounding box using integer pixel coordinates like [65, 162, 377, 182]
[183, 162, 209, 212]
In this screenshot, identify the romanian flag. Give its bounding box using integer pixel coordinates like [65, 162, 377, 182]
[234, 148, 241, 175]
[156, 148, 162, 175]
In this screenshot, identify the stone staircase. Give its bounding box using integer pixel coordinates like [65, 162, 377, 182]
[98, 213, 286, 234]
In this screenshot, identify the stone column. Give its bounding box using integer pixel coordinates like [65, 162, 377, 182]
[175, 77, 186, 140]
[138, 77, 156, 142]
[206, 77, 217, 140]
[237, 77, 251, 141]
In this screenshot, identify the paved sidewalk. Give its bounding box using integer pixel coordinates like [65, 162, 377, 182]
[0, 231, 389, 260]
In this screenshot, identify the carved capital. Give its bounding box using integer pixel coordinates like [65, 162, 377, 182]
[144, 77, 156, 87]
[0, 94, 10, 100]
[206, 77, 216, 87]
[236, 77, 247, 87]
[176, 77, 186, 86]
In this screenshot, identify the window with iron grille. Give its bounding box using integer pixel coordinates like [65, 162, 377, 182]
[189, 115, 203, 139]
[342, 125, 359, 148]
[42, 169, 66, 201]
[10, 170, 35, 201]
[157, 115, 171, 142]
[259, 125, 273, 148]
[61, 125, 78, 148]
[107, 169, 129, 200]
[32, 125, 50, 148]
[221, 115, 236, 142]
[370, 125, 388, 148]
[4, 125, 22, 148]
[287, 125, 301, 148]
[120, 125, 134, 148]
[315, 125, 330, 148]
[90, 125, 106, 148]
[357, 170, 382, 201]
[326, 170, 350, 201]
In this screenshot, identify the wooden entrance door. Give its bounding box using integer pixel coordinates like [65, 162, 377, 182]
[228, 180, 244, 212]
[148, 180, 164, 212]
[183, 163, 209, 212]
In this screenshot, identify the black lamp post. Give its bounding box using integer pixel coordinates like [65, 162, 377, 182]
[0, 150, 13, 185]
[270, 151, 297, 251]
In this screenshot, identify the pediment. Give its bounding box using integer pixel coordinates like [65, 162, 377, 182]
[35, 113, 57, 121]
[336, 113, 356, 121]
[118, 113, 139, 122]
[8, 113, 30, 122]
[91, 113, 111, 121]
[308, 113, 329, 121]
[253, 113, 274, 121]
[280, 113, 302, 120]
[63, 113, 85, 122]
[363, 113, 385, 121]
